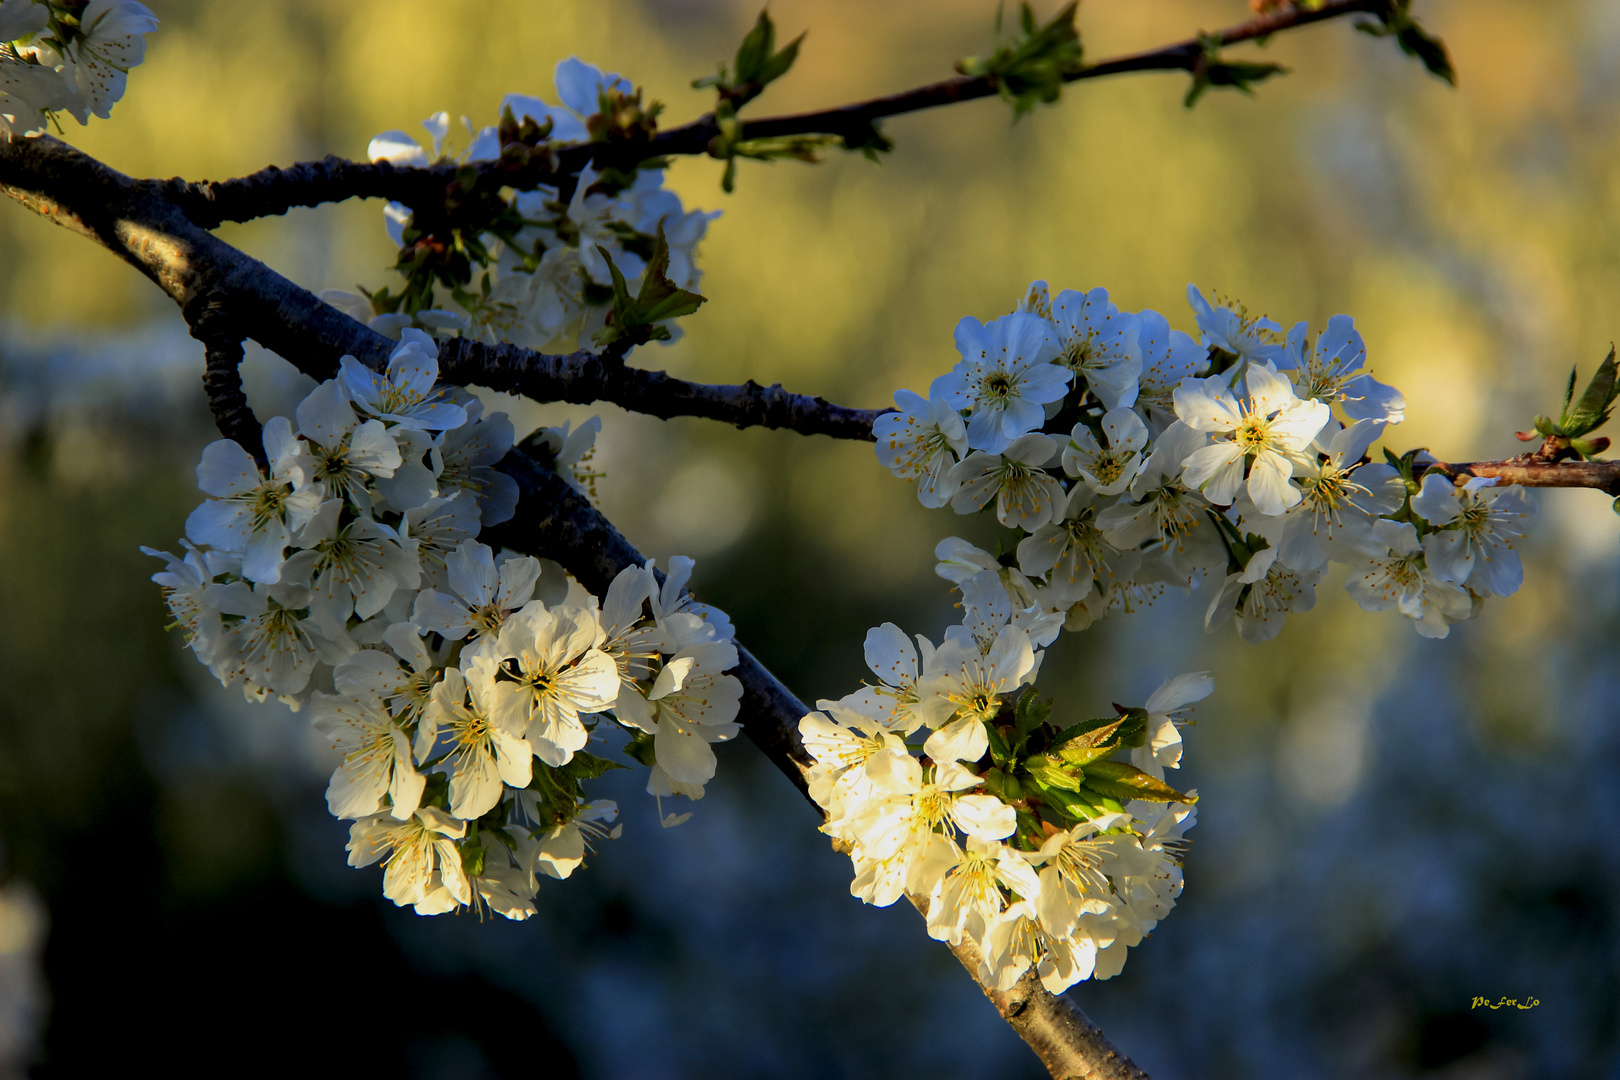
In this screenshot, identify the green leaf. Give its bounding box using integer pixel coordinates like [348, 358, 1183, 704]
[693, 9, 805, 111]
[1356, 1, 1456, 86]
[1048, 716, 1126, 768]
[557, 750, 628, 784]
[592, 225, 708, 347]
[1185, 34, 1288, 108]
[1013, 687, 1053, 741]
[622, 731, 658, 768]
[1559, 346, 1619, 438]
[1078, 760, 1197, 805]
[1024, 754, 1084, 793]
[984, 721, 1012, 766]
[955, 1, 1084, 118]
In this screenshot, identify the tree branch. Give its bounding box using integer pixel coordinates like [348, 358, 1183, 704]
[1, 136, 886, 440]
[437, 337, 887, 440]
[1418, 458, 1620, 495]
[0, 128, 1139, 1078]
[164, 0, 1389, 224]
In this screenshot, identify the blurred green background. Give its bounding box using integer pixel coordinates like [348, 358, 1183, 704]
[2, 1, 1618, 1077]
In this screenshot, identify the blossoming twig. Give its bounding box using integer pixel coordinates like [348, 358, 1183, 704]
[158, 0, 1390, 225]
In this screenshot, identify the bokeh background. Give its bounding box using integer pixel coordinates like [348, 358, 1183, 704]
[2, 1, 1618, 1077]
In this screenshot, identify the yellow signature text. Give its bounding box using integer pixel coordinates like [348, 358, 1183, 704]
[1471, 996, 1540, 1010]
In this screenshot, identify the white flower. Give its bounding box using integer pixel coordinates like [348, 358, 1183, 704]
[346, 807, 467, 909]
[400, 490, 482, 585]
[567, 166, 645, 287]
[482, 245, 587, 349]
[1412, 473, 1536, 597]
[800, 702, 910, 827]
[981, 899, 1101, 994]
[925, 836, 1042, 947]
[311, 687, 426, 821]
[913, 626, 1037, 763]
[142, 541, 231, 667]
[371, 426, 438, 515]
[1204, 560, 1324, 644]
[948, 433, 1067, 530]
[831, 622, 951, 734]
[337, 330, 468, 432]
[481, 601, 619, 767]
[626, 171, 720, 292]
[205, 580, 348, 696]
[1284, 314, 1406, 422]
[184, 416, 319, 584]
[1186, 284, 1286, 368]
[1270, 418, 1404, 571]
[873, 389, 969, 507]
[596, 563, 661, 691]
[1174, 366, 1329, 515]
[934, 537, 1041, 608]
[1062, 408, 1149, 496]
[1017, 484, 1131, 604]
[505, 57, 632, 144]
[282, 499, 418, 624]
[1129, 673, 1213, 780]
[529, 800, 621, 880]
[933, 312, 1067, 454]
[413, 540, 540, 640]
[463, 859, 537, 921]
[1096, 422, 1226, 581]
[1048, 286, 1140, 410]
[1131, 308, 1207, 424]
[0, 1, 47, 46]
[527, 415, 602, 498]
[847, 756, 1015, 871]
[294, 380, 403, 508]
[57, 0, 158, 124]
[1030, 818, 1123, 938]
[613, 641, 741, 787]
[949, 569, 1014, 654]
[333, 626, 443, 754]
[432, 398, 519, 526]
[427, 664, 533, 820]
[1333, 518, 1474, 638]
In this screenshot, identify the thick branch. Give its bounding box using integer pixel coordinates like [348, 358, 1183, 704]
[168, 0, 1389, 224]
[186, 288, 263, 456]
[0, 128, 1139, 1077]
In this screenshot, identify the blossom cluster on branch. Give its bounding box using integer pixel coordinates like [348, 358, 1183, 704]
[321, 59, 719, 353]
[144, 333, 742, 918]
[875, 281, 1538, 645]
[802, 596, 1209, 990]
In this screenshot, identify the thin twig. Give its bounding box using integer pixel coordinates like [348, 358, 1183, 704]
[1418, 458, 1620, 496]
[166, 0, 1389, 225]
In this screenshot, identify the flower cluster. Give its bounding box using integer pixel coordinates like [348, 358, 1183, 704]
[801, 580, 1209, 989]
[0, 0, 157, 136]
[326, 58, 719, 351]
[145, 333, 741, 918]
[876, 281, 1537, 644]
